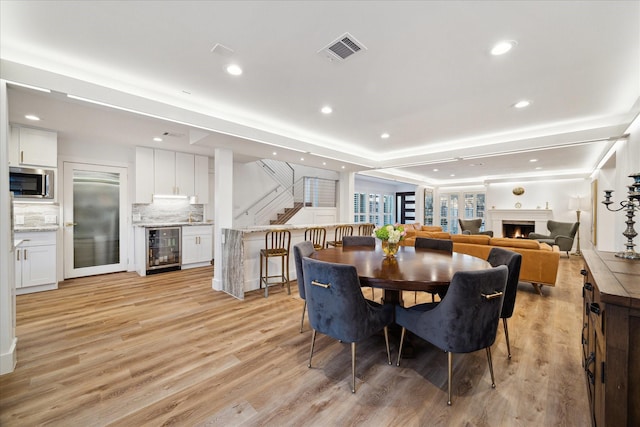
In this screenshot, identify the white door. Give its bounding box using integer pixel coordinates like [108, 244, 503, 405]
[63, 162, 127, 278]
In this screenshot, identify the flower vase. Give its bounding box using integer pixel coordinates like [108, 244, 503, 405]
[382, 240, 399, 258]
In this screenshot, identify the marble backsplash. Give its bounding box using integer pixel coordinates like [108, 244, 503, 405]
[13, 203, 60, 227]
[132, 199, 204, 224]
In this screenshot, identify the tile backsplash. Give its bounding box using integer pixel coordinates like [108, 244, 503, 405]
[13, 203, 60, 227]
[132, 199, 204, 224]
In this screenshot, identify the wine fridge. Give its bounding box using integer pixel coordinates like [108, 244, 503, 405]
[146, 226, 181, 275]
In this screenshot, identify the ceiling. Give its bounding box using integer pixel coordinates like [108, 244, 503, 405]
[1, 1, 639, 186]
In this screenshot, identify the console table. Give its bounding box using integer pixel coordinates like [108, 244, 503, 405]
[581, 250, 639, 427]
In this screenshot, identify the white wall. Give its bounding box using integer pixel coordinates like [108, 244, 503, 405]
[486, 179, 593, 251]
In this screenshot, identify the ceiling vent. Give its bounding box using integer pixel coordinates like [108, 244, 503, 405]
[320, 32, 367, 61]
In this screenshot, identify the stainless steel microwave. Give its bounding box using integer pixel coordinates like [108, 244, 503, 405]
[9, 167, 54, 199]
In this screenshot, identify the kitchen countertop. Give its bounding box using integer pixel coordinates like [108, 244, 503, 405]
[15, 226, 59, 232]
[133, 222, 213, 227]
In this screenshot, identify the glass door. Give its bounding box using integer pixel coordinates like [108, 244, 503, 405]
[63, 162, 127, 278]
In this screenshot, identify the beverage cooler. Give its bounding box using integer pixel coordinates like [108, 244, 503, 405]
[146, 227, 181, 275]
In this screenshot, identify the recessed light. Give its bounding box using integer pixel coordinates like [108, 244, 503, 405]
[491, 40, 517, 55]
[226, 64, 243, 76]
[514, 100, 531, 109]
[153, 137, 163, 142]
[380, 133, 390, 139]
[341, 166, 345, 169]
[433, 168, 439, 172]
[530, 159, 538, 162]
[25, 114, 40, 121]
[321, 106, 333, 114]
[272, 151, 277, 156]
[322, 162, 326, 166]
[535, 166, 543, 170]
[300, 157, 304, 161]
[450, 174, 455, 177]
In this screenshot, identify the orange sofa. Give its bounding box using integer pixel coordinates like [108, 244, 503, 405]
[400, 225, 560, 293]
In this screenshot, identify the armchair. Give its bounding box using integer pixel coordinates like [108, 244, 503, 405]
[528, 220, 579, 257]
[458, 218, 494, 237]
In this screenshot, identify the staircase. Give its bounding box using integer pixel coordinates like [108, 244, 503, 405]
[270, 202, 304, 225]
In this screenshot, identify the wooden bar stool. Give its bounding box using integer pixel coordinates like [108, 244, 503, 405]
[259, 229, 291, 297]
[358, 223, 375, 236]
[304, 227, 326, 251]
[326, 225, 353, 248]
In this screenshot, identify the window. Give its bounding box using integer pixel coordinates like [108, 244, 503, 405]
[440, 191, 487, 233]
[353, 191, 394, 226]
[424, 189, 434, 226]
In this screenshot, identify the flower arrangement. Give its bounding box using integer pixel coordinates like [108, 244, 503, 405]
[374, 224, 406, 244]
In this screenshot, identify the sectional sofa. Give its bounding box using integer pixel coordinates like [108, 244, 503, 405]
[400, 224, 560, 294]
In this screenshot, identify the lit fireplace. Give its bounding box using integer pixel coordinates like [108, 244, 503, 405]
[502, 220, 535, 239]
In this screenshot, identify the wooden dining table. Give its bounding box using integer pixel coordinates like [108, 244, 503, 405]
[311, 244, 492, 306]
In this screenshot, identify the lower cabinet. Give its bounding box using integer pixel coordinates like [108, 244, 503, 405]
[15, 231, 57, 294]
[182, 225, 213, 268]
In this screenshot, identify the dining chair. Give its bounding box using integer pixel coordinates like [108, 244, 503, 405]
[302, 257, 393, 393]
[304, 227, 326, 251]
[413, 237, 453, 303]
[487, 247, 522, 359]
[358, 223, 375, 236]
[259, 229, 291, 297]
[342, 236, 376, 247]
[326, 225, 353, 248]
[293, 241, 316, 333]
[395, 265, 508, 405]
[342, 235, 377, 299]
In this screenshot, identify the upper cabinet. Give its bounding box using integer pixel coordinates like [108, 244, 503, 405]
[135, 147, 209, 204]
[9, 126, 58, 168]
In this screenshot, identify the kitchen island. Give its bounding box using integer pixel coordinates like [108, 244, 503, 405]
[217, 224, 365, 299]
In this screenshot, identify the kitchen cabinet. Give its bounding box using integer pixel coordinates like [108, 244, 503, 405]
[182, 225, 213, 267]
[15, 231, 57, 295]
[135, 146, 154, 203]
[9, 126, 58, 168]
[135, 147, 208, 202]
[154, 150, 195, 196]
[581, 250, 640, 427]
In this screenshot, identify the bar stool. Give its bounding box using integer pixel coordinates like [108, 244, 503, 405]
[304, 227, 326, 251]
[358, 223, 375, 236]
[259, 229, 291, 297]
[326, 225, 353, 248]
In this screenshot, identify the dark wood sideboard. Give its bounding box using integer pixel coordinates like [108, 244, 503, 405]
[581, 250, 640, 427]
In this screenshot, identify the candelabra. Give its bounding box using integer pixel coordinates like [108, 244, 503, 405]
[602, 172, 640, 260]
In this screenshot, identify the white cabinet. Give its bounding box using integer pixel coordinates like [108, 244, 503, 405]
[135, 147, 155, 203]
[194, 155, 209, 204]
[9, 126, 57, 168]
[15, 231, 57, 294]
[182, 225, 213, 267]
[135, 147, 209, 202]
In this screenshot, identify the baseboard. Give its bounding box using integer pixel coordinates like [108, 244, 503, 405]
[0, 337, 17, 375]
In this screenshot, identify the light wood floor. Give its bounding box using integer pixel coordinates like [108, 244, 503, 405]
[1, 257, 590, 426]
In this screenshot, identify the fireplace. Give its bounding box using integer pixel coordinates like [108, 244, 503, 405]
[503, 220, 535, 238]
[487, 209, 553, 238]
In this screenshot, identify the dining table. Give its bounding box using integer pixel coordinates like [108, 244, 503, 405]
[310, 243, 492, 306]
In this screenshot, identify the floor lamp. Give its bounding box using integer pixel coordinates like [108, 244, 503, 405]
[569, 196, 587, 256]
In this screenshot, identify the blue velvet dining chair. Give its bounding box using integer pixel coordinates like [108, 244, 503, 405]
[487, 247, 522, 359]
[341, 235, 376, 300]
[413, 237, 453, 303]
[342, 236, 376, 247]
[293, 241, 316, 333]
[395, 265, 508, 405]
[302, 257, 393, 393]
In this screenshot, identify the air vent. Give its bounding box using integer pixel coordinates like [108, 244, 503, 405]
[320, 32, 367, 61]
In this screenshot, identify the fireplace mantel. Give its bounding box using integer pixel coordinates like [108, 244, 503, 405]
[486, 209, 553, 237]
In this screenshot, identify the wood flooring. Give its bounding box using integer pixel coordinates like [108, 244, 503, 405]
[0, 257, 591, 426]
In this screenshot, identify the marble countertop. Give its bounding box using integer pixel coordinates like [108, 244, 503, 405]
[133, 222, 213, 228]
[15, 226, 59, 232]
